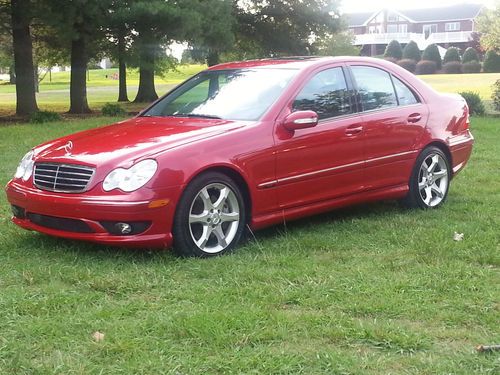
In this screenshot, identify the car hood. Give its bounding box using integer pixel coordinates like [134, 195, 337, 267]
[33, 116, 248, 167]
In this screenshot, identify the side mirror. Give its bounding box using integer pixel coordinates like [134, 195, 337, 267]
[283, 110, 318, 131]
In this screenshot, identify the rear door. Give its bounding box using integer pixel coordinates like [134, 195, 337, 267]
[349, 65, 428, 190]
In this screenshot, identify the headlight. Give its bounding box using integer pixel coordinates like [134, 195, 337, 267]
[14, 150, 35, 181]
[103, 159, 158, 192]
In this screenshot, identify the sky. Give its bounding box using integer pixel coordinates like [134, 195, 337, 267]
[340, 0, 496, 13]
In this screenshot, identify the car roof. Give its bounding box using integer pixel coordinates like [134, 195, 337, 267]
[207, 56, 388, 71]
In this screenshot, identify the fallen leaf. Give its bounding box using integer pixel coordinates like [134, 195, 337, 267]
[453, 232, 464, 241]
[92, 331, 105, 342]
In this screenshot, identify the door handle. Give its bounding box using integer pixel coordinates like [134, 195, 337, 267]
[345, 126, 363, 136]
[407, 113, 422, 123]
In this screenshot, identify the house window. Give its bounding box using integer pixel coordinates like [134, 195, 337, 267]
[445, 22, 460, 31]
[387, 24, 398, 34]
[423, 24, 438, 38]
[387, 13, 399, 22]
[399, 24, 408, 34]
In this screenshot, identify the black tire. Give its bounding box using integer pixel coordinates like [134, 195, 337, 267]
[172, 172, 246, 257]
[401, 146, 451, 209]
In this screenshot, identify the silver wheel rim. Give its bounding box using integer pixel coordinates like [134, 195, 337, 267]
[418, 153, 449, 207]
[188, 183, 240, 253]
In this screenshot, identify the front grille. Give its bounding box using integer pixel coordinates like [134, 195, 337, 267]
[33, 163, 95, 193]
[27, 213, 94, 233]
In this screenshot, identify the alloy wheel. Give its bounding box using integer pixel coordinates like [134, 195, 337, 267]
[418, 153, 449, 207]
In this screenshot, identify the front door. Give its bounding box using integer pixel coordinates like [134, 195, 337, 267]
[273, 66, 366, 209]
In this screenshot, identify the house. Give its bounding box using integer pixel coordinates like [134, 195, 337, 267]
[345, 4, 484, 56]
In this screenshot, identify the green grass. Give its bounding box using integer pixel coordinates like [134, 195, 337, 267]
[420, 73, 500, 100]
[0, 65, 206, 115]
[1, 69, 498, 116]
[0, 117, 499, 374]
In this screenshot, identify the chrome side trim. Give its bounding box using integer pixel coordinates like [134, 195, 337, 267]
[257, 150, 418, 188]
[448, 136, 474, 147]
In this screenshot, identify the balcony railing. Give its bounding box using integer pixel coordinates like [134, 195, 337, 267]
[354, 31, 473, 46]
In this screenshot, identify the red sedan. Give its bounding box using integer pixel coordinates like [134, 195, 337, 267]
[6, 57, 474, 257]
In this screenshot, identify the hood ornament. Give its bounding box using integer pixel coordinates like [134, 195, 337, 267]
[64, 141, 73, 155]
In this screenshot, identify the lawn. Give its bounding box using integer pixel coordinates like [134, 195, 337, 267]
[0, 116, 498, 374]
[0, 67, 499, 116]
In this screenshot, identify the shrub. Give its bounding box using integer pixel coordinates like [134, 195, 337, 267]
[443, 61, 462, 74]
[483, 50, 500, 73]
[422, 44, 442, 70]
[459, 91, 485, 115]
[101, 103, 126, 116]
[384, 57, 398, 64]
[492, 79, 500, 111]
[416, 60, 437, 75]
[402, 41, 421, 62]
[462, 60, 482, 73]
[462, 47, 479, 64]
[397, 59, 417, 73]
[30, 111, 62, 124]
[384, 40, 403, 60]
[443, 47, 461, 64]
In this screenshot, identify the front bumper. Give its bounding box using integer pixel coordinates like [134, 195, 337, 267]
[5, 180, 182, 248]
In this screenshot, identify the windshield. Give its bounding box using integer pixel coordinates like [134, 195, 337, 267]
[142, 68, 298, 121]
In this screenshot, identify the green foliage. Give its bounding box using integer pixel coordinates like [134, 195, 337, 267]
[234, 0, 342, 56]
[384, 40, 403, 60]
[476, 5, 500, 52]
[443, 47, 461, 64]
[462, 47, 479, 64]
[462, 61, 482, 74]
[101, 103, 126, 116]
[403, 41, 421, 62]
[416, 60, 437, 75]
[29, 110, 62, 123]
[422, 44, 441, 70]
[492, 79, 500, 111]
[443, 61, 462, 74]
[483, 50, 500, 73]
[459, 91, 485, 115]
[397, 59, 417, 73]
[316, 32, 360, 57]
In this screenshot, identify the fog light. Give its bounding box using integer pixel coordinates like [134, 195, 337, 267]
[115, 222, 132, 234]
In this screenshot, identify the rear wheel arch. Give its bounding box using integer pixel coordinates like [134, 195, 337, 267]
[423, 141, 452, 169]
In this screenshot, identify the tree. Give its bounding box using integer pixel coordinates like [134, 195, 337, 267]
[443, 47, 461, 64]
[128, 0, 202, 103]
[234, 0, 342, 57]
[462, 47, 479, 64]
[316, 31, 360, 56]
[483, 50, 500, 73]
[476, 5, 500, 52]
[195, 0, 234, 66]
[384, 40, 403, 60]
[403, 41, 421, 62]
[106, 0, 133, 102]
[10, 0, 38, 115]
[40, 0, 109, 113]
[422, 44, 442, 70]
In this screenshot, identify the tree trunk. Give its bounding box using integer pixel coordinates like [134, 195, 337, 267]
[69, 37, 91, 113]
[134, 32, 158, 103]
[117, 29, 128, 102]
[9, 65, 16, 84]
[206, 50, 220, 67]
[11, 0, 38, 116]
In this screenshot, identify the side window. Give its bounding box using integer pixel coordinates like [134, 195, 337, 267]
[293, 67, 353, 120]
[392, 76, 419, 106]
[351, 66, 397, 111]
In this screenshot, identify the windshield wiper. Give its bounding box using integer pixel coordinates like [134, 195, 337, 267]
[172, 113, 222, 119]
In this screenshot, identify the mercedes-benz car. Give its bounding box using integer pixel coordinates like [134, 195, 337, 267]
[5, 57, 474, 257]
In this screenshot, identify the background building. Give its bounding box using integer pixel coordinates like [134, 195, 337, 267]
[346, 3, 484, 56]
